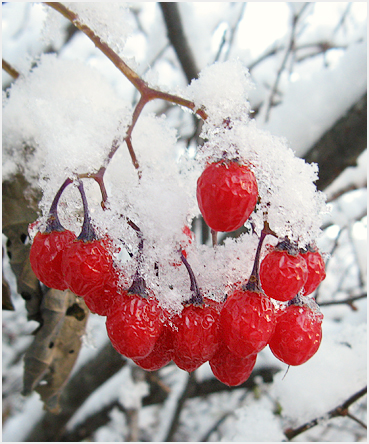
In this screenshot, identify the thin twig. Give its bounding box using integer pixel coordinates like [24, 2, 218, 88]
[211, 229, 218, 247]
[284, 386, 367, 440]
[44, 3, 207, 119]
[333, 3, 352, 35]
[44, 2, 207, 187]
[318, 292, 367, 307]
[2, 58, 20, 79]
[346, 411, 367, 430]
[224, 2, 247, 61]
[164, 372, 196, 442]
[264, 3, 310, 122]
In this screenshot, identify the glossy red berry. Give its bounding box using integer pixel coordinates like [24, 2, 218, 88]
[133, 325, 173, 371]
[210, 343, 257, 386]
[220, 289, 276, 357]
[196, 160, 258, 232]
[269, 303, 323, 366]
[61, 238, 115, 297]
[83, 277, 124, 317]
[29, 229, 76, 290]
[301, 250, 326, 296]
[106, 292, 165, 359]
[260, 249, 308, 302]
[171, 303, 221, 372]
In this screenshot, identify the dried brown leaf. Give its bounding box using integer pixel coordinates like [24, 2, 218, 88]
[23, 289, 89, 413]
[2, 174, 43, 321]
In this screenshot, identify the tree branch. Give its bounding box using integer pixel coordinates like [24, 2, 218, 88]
[44, 3, 206, 115]
[159, 2, 199, 83]
[2, 58, 20, 79]
[264, 3, 310, 122]
[164, 372, 196, 442]
[60, 400, 124, 442]
[25, 342, 127, 442]
[304, 93, 367, 191]
[43, 2, 207, 180]
[57, 365, 279, 441]
[284, 386, 367, 440]
[318, 292, 367, 308]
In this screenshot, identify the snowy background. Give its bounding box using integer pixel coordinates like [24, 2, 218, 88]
[2, 2, 367, 442]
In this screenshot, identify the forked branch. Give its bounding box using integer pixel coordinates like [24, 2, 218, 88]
[284, 386, 367, 440]
[44, 2, 207, 190]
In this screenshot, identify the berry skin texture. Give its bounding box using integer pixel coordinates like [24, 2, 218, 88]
[260, 250, 308, 302]
[301, 250, 326, 296]
[196, 160, 258, 232]
[210, 343, 257, 386]
[106, 293, 165, 359]
[83, 277, 123, 317]
[133, 325, 173, 371]
[171, 303, 220, 372]
[29, 229, 76, 290]
[220, 289, 276, 357]
[269, 304, 323, 366]
[61, 238, 115, 297]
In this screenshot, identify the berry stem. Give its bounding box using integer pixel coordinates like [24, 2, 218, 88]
[127, 220, 149, 298]
[44, 2, 207, 178]
[211, 229, 218, 247]
[180, 252, 203, 305]
[275, 237, 299, 255]
[288, 293, 304, 307]
[2, 58, 20, 80]
[128, 274, 147, 299]
[79, 168, 109, 208]
[76, 180, 97, 242]
[45, 177, 73, 232]
[244, 222, 275, 292]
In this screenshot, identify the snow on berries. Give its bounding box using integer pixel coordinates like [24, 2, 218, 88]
[259, 242, 308, 302]
[12, 55, 329, 386]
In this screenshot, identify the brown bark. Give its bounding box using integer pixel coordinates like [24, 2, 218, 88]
[304, 92, 367, 191]
[159, 2, 199, 83]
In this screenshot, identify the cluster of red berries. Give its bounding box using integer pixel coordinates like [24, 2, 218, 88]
[29, 158, 326, 387]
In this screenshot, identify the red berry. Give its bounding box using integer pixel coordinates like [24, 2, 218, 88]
[83, 277, 124, 317]
[220, 289, 275, 357]
[210, 343, 257, 386]
[61, 237, 115, 297]
[260, 249, 308, 302]
[301, 250, 326, 296]
[106, 292, 165, 359]
[171, 303, 221, 372]
[269, 303, 323, 366]
[29, 229, 76, 290]
[133, 325, 173, 371]
[196, 160, 258, 232]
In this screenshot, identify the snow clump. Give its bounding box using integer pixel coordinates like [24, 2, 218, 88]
[2, 52, 328, 314]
